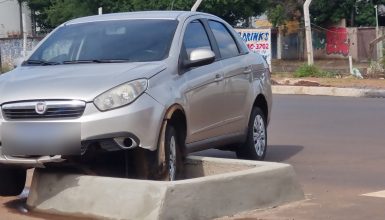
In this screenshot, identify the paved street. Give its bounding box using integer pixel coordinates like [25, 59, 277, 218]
[201, 95, 385, 220]
[1, 94, 385, 219]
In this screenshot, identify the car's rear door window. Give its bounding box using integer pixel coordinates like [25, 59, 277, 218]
[208, 20, 240, 59]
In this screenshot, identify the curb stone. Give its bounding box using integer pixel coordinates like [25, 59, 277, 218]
[272, 85, 385, 98]
[26, 156, 304, 220]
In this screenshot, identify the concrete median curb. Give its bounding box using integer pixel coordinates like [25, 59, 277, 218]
[26, 156, 304, 220]
[272, 85, 385, 98]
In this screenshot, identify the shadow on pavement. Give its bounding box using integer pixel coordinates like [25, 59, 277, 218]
[193, 145, 304, 163]
[266, 145, 304, 162]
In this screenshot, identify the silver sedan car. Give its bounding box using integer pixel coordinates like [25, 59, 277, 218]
[0, 11, 272, 195]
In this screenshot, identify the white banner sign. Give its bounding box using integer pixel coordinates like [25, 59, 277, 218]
[236, 28, 271, 68]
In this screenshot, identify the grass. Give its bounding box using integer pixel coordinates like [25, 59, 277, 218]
[294, 64, 336, 78]
[0, 66, 12, 74]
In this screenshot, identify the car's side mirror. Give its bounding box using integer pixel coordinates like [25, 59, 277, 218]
[184, 48, 215, 68]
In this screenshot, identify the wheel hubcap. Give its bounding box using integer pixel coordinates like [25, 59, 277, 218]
[169, 136, 177, 181]
[253, 115, 266, 157]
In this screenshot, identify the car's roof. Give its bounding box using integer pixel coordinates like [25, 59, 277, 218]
[66, 11, 216, 25]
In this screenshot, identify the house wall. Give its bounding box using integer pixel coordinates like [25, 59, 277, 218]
[356, 27, 378, 61]
[0, 0, 32, 38]
[312, 27, 351, 59]
[279, 26, 382, 62]
[0, 37, 40, 69]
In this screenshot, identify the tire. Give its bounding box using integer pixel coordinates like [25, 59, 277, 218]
[163, 125, 183, 181]
[0, 166, 26, 196]
[236, 107, 267, 161]
[134, 124, 183, 181]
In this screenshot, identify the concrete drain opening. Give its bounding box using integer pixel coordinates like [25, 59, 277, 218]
[27, 156, 304, 220]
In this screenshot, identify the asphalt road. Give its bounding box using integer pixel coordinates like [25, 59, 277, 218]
[200, 95, 385, 220]
[1, 94, 385, 219]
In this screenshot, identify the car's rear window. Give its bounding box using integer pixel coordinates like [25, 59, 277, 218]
[28, 19, 179, 64]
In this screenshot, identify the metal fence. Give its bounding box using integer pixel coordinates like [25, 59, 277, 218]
[0, 37, 41, 71]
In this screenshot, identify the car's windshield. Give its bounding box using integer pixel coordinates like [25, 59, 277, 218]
[26, 19, 178, 65]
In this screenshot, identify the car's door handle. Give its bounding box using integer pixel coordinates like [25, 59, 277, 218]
[243, 67, 252, 74]
[214, 73, 223, 82]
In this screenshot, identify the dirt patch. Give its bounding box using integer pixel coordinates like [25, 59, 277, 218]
[293, 80, 322, 87]
[0, 170, 96, 220]
[272, 75, 385, 90]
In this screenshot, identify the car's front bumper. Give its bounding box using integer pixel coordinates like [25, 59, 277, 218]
[0, 147, 64, 168]
[0, 93, 165, 167]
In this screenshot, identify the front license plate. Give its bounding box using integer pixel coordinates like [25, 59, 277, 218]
[1, 122, 81, 156]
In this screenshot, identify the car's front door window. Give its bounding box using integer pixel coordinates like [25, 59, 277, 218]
[183, 20, 212, 57]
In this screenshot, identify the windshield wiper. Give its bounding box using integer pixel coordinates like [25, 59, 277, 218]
[63, 59, 131, 64]
[23, 60, 61, 66]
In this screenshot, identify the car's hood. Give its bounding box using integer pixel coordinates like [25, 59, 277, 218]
[0, 62, 166, 104]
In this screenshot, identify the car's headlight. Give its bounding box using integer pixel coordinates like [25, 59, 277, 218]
[94, 79, 148, 111]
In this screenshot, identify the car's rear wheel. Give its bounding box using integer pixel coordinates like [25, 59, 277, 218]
[0, 166, 26, 196]
[236, 107, 267, 160]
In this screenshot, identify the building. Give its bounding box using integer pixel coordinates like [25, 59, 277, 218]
[0, 0, 32, 38]
[252, 14, 272, 29]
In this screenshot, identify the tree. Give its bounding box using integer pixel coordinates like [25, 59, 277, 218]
[200, 0, 268, 27]
[266, 0, 385, 28]
[25, 0, 267, 32]
[311, 0, 385, 27]
[310, 0, 354, 26]
[27, 0, 55, 33]
[45, 0, 95, 27]
[267, 0, 303, 27]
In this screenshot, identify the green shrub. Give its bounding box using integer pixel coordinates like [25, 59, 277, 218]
[0, 66, 12, 74]
[294, 64, 335, 78]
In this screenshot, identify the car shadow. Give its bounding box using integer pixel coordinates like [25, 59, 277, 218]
[265, 145, 304, 162]
[193, 145, 304, 163]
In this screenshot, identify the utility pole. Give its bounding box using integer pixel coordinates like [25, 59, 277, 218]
[304, 0, 314, 65]
[18, 0, 23, 38]
[375, 5, 382, 60]
[191, 0, 203, 12]
[22, 13, 27, 58]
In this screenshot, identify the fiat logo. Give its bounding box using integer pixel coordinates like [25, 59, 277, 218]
[35, 102, 47, 114]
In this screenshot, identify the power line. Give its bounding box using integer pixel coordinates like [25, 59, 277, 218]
[270, 22, 351, 35]
[311, 23, 350, 34]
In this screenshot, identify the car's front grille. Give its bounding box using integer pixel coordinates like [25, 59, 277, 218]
[1, 100, 86, 120]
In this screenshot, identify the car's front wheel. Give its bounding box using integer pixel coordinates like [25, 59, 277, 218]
[164, 125, 182, 181]
[236, 107, 267, 160]
[0, 166, 26, 196]
[135, 123, 183, 181]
